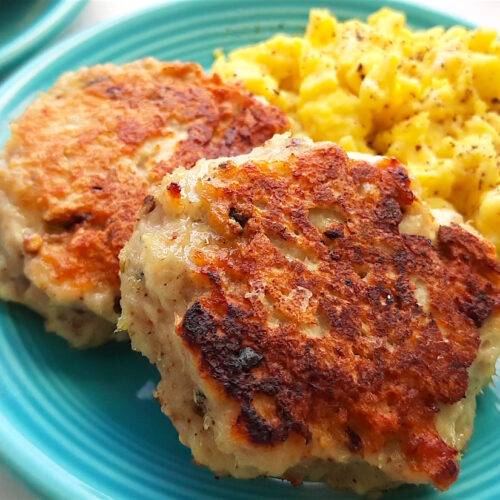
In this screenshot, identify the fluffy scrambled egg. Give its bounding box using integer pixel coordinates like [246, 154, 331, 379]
[212, 8, 500, 252]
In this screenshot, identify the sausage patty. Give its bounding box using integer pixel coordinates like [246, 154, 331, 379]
[0, 58, 289, 347]
[119, 134, 500, 494]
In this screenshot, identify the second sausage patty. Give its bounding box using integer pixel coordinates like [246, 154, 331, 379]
[0, 58, 289, 347]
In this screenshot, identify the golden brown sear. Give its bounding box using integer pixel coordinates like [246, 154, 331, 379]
[119, 135, 500, 493]
[0, 58, 289, 347]
[182, 150, 498, 489]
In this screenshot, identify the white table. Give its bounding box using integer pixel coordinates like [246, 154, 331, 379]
[1, 0, 500, 498]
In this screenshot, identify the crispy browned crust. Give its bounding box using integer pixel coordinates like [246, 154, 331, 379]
[2, 60, 288, 295]
[176, 147, 500, 490]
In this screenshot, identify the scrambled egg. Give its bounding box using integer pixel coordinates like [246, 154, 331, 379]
[212, 8, 500, 252]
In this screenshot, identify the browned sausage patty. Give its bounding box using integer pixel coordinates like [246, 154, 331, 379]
[0, 58, 289, 347]
[120, 134, 500, 494]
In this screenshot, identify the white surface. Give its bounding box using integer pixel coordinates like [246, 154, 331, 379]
[1, 0, 500, 498]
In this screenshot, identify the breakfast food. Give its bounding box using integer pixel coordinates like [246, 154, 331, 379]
[0, 58, 288, 347]
[213, 8, 500, 253]
[119, 134, 500, 494]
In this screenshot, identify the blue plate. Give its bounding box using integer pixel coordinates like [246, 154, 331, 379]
[0, 1, 498, 498]
[0, 0, 86, 75]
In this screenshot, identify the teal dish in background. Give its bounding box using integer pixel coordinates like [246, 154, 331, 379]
[0, 1, 497, 498]
[0, 0, 86, 74]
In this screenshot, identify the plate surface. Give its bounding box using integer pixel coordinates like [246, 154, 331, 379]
[0, 1, 498, 498]
[0, 0, 86, 74]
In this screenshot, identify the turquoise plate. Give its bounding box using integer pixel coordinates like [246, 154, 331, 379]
[0, 0, 86, 75]
[0, 1, 498, 498]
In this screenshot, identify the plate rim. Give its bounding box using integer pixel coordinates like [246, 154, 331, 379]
[0, 0, 87, 73]
[0, 0, 473, 114]
[0, 0, 480, 498]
